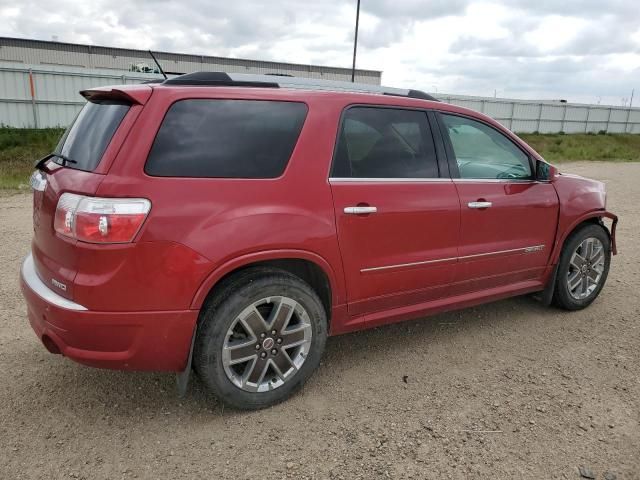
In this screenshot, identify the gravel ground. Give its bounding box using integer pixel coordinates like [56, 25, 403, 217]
[1, 162, 639, 480]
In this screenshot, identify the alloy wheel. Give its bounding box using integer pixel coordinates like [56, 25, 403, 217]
[221, 296, 313, 392]
[567, 237, 606, 300]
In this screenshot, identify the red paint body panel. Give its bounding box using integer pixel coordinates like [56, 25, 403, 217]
[190, 249, 345, 311]
[20, 83, 617, 372]
[330, 180, 460, 317]
[31, 164, 104, 301]
[363, 280, 543, 330]
[452, 180, 559, 294]
[547, 173, 611, 262]
[21, 273, 197, 371]
[81, 85, 153, 106]
[73, 241, 213, 311]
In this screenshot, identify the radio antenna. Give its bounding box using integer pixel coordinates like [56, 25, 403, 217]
[148, 50, 167, 79]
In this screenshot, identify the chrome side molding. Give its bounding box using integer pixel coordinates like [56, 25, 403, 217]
[361, 245, 546, 273]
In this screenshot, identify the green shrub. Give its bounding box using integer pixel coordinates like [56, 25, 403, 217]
[519, 133, 640, 162]
[0, 128, 64, 189]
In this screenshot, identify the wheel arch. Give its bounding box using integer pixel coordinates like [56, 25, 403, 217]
[550, 210, 618, 265]
[190, 250, 344, 318]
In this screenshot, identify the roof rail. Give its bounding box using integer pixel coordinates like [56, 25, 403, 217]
[161, 72, 439, 102]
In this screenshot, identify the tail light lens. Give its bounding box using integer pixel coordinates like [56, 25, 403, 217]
[54, 193, 151, 243]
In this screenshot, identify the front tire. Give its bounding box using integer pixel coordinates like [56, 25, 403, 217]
[553, 223, 611, 310]
[194, 268, 327, 410]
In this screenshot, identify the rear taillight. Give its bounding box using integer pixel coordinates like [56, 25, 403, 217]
[54, 193, 151, 244]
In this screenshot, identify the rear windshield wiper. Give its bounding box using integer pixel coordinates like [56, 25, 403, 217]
[32, 153, 76, 171]
[33, 154, 53, 171]
[50, 152, 78, 167]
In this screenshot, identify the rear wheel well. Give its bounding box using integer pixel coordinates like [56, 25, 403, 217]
[201, 259, 332, 321]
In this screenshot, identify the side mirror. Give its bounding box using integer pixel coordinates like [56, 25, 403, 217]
[536, 160, 557, 182]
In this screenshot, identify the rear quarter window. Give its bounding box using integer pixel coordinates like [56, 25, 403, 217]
[145, 99, 308, 178]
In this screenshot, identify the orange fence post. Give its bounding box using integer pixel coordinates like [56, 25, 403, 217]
[28, 69, 38, 128]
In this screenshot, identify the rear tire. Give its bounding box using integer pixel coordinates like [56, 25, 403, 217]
[552, 223, 611, 310]
[194, 268, 327, 410]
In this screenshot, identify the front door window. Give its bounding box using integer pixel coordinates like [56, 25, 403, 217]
[441, 114, 532, 180]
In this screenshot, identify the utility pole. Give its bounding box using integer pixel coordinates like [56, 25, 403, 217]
[351, 0, 361, 82]
[625, 88, 635, 133]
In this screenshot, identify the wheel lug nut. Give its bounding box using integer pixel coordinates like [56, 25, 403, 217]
[255, 344, 260, 350]
[271, 349, 278, 355]
[277, 338, 283, 344]
[271, 330, 277, 335]
[260, 333, 266, 338]
[260, 352, 267, 358]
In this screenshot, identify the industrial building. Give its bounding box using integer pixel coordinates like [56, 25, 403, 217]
[0, 37, 638, 132]
[0, 36, 381, 84]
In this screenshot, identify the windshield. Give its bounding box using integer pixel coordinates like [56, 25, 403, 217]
[54, 100, 130, 171]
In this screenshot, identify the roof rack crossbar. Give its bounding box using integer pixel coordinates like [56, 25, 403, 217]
[161, 71, 439, 101]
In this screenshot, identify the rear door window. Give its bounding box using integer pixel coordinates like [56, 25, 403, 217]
[145, 100, 307, 178]
[331, 107, 439, 178]
[54, 100, 130, 172]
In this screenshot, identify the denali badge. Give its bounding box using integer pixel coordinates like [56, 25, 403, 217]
[51, 278, 67, 291]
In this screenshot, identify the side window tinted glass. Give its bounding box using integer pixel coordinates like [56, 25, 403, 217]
[441, 114, 532, 180]
[145, 100, 307, 178]
[332, 107, 439, 178]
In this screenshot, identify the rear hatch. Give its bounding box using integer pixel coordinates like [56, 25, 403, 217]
[31, 92, 140, 301]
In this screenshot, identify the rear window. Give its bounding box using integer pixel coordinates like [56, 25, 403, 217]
[145, 100, 308, 178]
[54, 100, 130, 172]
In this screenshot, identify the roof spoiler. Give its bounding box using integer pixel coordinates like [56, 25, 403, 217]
[80, 85, 153, 105]
[163, 72, 279, 88]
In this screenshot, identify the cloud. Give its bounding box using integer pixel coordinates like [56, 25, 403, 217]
[0, 0, 638, 105]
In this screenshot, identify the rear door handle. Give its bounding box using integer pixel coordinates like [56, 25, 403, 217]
[344, 206, 377, 215]
[468, 201, 492, 209]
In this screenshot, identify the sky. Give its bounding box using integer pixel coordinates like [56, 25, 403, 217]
[1, 0, 639, 105]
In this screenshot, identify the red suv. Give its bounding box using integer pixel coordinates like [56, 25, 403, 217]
[21, 72, 618, 409]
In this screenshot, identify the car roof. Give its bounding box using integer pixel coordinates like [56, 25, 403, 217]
[82, 72, 539, 159]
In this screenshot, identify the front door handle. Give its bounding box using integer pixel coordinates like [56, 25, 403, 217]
[468, 201, 492, 209]
[344, 206, 377, 215]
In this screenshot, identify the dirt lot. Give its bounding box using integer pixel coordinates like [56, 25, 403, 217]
[1, 162, 638, 480]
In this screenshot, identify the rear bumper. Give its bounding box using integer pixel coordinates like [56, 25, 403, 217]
[20, 253, 198, 371]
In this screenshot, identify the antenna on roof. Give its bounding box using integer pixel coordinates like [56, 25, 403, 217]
[148, 50, 167, 79]
[350, 0, 361, 82]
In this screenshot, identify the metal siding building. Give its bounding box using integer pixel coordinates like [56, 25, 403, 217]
[1, 37, 639, 132]
[0, 37, 381, 84]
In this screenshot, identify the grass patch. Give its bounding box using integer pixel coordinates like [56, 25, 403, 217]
[0, 128, 638, 189]
[519, 133, 640, 162]
[0, 128, 64, 189]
